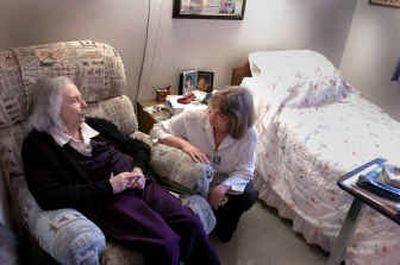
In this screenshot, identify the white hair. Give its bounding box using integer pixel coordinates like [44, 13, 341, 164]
[28, 76, 75, 133]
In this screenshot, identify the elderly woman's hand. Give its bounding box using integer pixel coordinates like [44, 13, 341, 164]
[109, 172, 138, 194]
[129, 167, 146, 190]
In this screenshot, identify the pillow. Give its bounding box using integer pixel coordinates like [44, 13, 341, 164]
[248, 50, 335, 78]
[241, 75, 292, 113]
[285, 68, 352, 108]
[246, 50, 352, 108]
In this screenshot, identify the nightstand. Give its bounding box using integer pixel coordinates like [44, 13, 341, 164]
[136, 100, 172, 134]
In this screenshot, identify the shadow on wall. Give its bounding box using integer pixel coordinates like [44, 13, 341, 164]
[0, 1, 86, 47]
[291, 0, 357, 66]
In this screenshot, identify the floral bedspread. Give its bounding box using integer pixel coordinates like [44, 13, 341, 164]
[244, 76, 400, 265]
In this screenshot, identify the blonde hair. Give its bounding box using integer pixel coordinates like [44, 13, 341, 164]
[28, 76, 74, 132]
[209, 86, 255, 139]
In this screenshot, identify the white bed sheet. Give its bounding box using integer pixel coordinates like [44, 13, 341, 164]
[243, 76, 400, 264]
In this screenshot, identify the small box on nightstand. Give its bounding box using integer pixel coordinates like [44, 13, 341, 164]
[165, 93, 208, 115]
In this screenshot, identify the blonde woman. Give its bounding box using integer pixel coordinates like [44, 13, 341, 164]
[152, 87, 258, 242]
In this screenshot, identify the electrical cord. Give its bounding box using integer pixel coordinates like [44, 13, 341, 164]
[133, 0, 151, 113]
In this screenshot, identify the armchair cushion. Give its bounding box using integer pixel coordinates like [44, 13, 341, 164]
[87, 95, 138, 135]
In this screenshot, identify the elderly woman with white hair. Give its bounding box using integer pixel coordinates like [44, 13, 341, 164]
[21, 76, 221, 265]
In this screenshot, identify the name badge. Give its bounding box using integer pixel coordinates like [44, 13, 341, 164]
[212, 153, 221, 165]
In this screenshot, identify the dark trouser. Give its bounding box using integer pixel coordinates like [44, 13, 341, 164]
[87, 179, 220, 265]
[214, 182, 258, 242]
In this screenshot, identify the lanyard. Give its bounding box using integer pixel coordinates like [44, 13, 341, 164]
[211, 148, 221, 165]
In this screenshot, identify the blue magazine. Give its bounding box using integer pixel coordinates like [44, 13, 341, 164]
[357, 165, 400, 202]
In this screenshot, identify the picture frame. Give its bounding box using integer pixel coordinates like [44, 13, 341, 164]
[179, 70, 197, 95]
[173, 0, 246, 20]
[179, 70, 215, 94]
[370, 0, 400, 8]
[197, 71, 214, 93]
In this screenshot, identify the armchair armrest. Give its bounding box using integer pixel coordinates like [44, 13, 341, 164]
[13, 178, 106, 265]
[150, 143, 214, 195]
[130, 131, 214, 194]
[181, 195, 216, 235]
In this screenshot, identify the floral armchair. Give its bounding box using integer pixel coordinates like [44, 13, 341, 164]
[0, 40, 214, 265]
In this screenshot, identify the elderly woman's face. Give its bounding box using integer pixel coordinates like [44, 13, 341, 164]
[60, 83, 87, 130]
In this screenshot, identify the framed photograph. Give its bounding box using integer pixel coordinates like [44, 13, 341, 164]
[179, 70, 197, 95]
[370, 0, 400, 8]
[173, 0, 246, 20]
[197, 71, 214, 93]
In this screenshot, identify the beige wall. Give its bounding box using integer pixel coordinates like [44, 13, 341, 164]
[340, 0, 400, 120]
[0, 0, 355, 100]
[142, 0, 356, 100]
[0, 0, 147, 99]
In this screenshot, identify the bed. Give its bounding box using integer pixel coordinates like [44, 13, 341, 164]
[233, 50, 400, 265]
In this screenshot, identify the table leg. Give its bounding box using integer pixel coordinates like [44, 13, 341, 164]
[327, 198, 364, 265]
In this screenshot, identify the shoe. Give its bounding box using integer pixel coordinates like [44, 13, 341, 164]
[215, 227, 234, 242]
[214, 221, 235, 243]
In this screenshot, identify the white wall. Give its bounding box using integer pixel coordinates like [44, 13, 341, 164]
[340, 0, 400, 120]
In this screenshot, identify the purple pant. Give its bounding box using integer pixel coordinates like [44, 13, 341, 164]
[87, 179, 220, 265]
